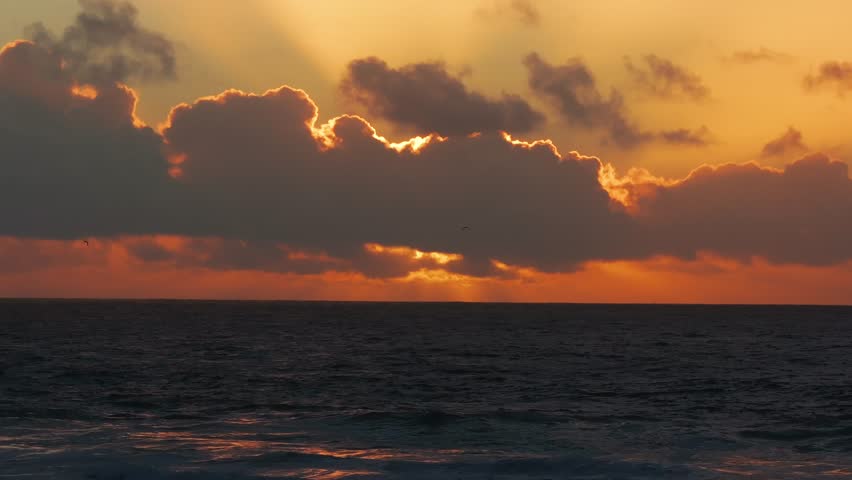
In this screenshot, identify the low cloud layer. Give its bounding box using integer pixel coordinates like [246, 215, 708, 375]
[631, 154, 852, 265]
[624, 54, 710, 102]
[2, 40, 852, 280]
[341, 57, 545, 136]
[523, 52, 711, 148]
[760, 127, 807, 158]
[804, 61, 852, 95]
[25, 0, 176, 85]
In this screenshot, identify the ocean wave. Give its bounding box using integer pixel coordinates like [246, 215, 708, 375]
[62, 453, 700, 480]
[740, 426, 852, 442]
[6, 301, 852, 479]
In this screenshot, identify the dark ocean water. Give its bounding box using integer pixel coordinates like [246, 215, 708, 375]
[2, 300, 852, 479]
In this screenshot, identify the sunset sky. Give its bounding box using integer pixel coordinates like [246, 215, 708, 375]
[2, 0, 852, 303]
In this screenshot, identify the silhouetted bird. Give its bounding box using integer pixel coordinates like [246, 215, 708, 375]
[461, 226, 470, 231]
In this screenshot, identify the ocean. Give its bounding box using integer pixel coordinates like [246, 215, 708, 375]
[1, 300, 851, 479]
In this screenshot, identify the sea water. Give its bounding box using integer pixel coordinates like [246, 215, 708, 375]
[2, 300, 851, 479]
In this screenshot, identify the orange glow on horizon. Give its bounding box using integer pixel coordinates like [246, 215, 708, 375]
[364, 243, 462, 265]
[491, 259, 538, 279]
[404, 268, 473, 285]
[2, 236, 851, 304]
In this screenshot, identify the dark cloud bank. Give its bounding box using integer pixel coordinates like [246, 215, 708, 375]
[341, 56, 545, 136]
[2, 31, 852, 277]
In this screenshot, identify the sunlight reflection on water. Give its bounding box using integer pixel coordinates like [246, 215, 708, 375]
[693, 454, 852, 478]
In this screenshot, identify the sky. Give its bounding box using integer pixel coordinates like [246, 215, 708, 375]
[2, 0, 852, 303]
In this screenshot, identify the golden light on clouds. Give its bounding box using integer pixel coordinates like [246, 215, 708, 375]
[70, 84, 97, 99]
[500, 131, 562, 157]
[364, 243, 462, 266]
[384, 134, 445, 153]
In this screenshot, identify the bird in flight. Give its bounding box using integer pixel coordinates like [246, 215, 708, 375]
[82, 240, 89, 246]
[461, 226, 470, 231]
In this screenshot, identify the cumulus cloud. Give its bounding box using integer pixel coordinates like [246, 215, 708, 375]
[3, 40, 852, 280]
[803, 61, 852, 95]
[24, 0, 176, 85]
[475, 0, 541, 27]
[760, 127, 807, 158]
[631, 154, 852, 265]
[0, 41, 172, 239]
[624, 54, 710, 102]
[523, 52, 711, 148]
[725, 47, 795, 65]
[340, 57, 545, 136]
[0, 40, 632, 277]
[161, 86, 630, 275]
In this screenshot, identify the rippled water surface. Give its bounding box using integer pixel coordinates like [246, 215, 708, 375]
[2, 300, 852, 479]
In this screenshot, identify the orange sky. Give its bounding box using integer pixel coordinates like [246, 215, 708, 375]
[4, 249, 852, 305]
[2, 1, 852, 304]
[2, 236, 851, 305]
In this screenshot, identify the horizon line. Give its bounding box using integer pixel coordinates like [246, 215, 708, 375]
[1, 296, 850, 308]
